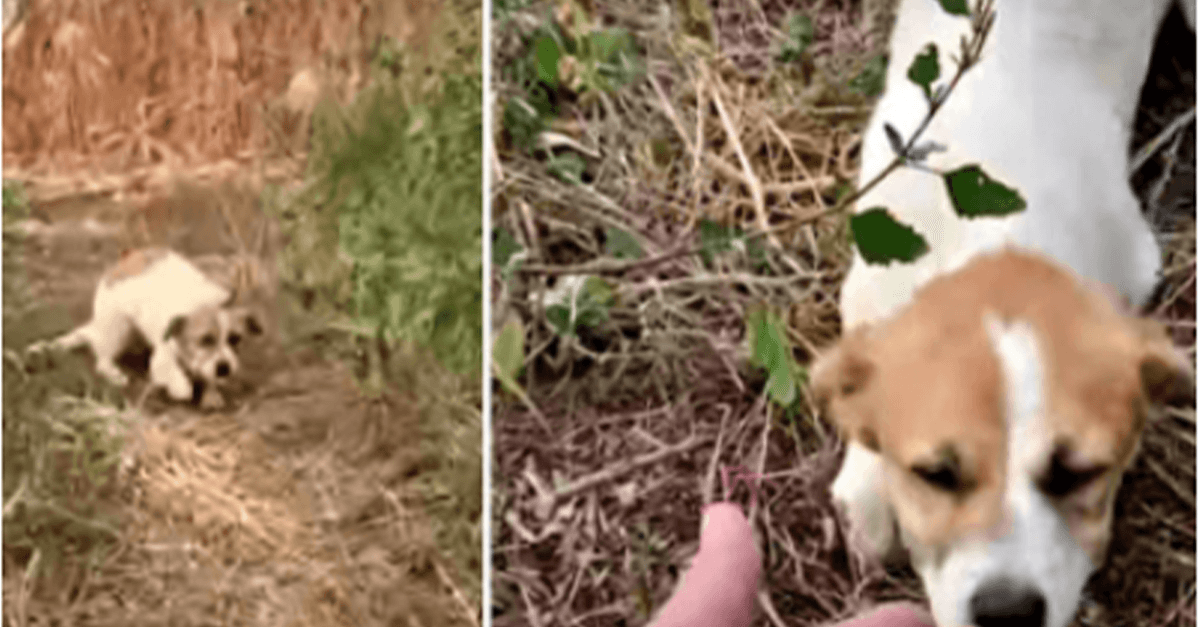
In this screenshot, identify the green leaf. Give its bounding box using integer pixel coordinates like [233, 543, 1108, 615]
[851, 207, 930, 265]
[492, 317, 526, 390]
[907, 43, 940, 101]
[746, 236, 769, 272]
[588, 28, 632, 63]
[747, 308, 797, 406]
[582, 276, 614, 307]
[943, 165, 1028, 218]
[849, 54, 888, 97]
[547, 152, 586, 184]
[777, 12, 814, 63]
[503, 98, 545, 152]
[493, 227, 524, 279]
[698, 219, 738, 264]
[546, 305, 572, 335]
[545, 276, 613, 337]
[584, 28, 643, 93]
[938, 0, 970, 16]
[533, 34, 563, 87]
[604, 226, 644, 259]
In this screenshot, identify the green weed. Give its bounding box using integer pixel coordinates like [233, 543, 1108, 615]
[2, 181, 130, 592]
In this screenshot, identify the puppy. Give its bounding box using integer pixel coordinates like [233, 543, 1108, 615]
[817, 1, 1196, 626]
[817, 250, 1192, 627]
[41, 247, 264, 409]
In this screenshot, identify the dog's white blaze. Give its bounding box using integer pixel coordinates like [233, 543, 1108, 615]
[916, 318, 1095, 627]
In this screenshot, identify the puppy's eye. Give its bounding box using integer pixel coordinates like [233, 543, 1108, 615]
[912, 462, 963, 492]
[200, 334, 218, 348]
[1039, 457, 1107, 497]
[228, 333, 242, 347]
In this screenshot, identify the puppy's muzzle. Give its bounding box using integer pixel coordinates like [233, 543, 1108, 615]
[215, 360, 232, 378]
[970, 576, 1046, 627]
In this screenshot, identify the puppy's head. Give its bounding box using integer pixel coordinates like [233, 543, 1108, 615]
[164, 304, 264, 389]
[815, 250, 1192, 627]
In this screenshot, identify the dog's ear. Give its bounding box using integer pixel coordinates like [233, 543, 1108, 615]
[1132, 318, 1194, 406]
[164, 315, 187, 341]
[811, 324, 880, 452]
[243, 310, 264, 336]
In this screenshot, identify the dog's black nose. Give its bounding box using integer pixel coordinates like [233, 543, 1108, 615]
[970, 577, 1046, 627]
[215, 361, 231, 378]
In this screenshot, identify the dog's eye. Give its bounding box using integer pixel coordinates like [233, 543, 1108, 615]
[200, 334, 218, 348]
[228, 333, 242, 347]
[912, 462, 963, 492]
[1039, 457, 1107, 497]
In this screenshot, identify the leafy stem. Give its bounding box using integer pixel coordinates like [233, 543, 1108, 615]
[831, 0, 996, 215]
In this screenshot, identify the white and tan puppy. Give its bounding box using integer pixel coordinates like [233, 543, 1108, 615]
[43, 247, 263, 409]
[817, 1, 1196, 626]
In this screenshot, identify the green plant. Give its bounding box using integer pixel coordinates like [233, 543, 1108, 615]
[747, 307, 801, 407]
[845, 0, 1025, 266]
[544, 276, 614, 337]
[776, 12, 814, 64]
[3, 181, 129, 592]
[281, 69, 482, 379]
[500, 4, 644, 173]
[266, 2, 484, 607]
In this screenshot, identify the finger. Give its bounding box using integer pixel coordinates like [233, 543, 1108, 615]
[833, 602, 937, 627]
[649, 502, 761, 627]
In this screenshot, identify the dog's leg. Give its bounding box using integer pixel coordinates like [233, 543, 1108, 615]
[49, 320, 132, 387]
[149, 346, 194, 402]
[832, 441, 901, 563]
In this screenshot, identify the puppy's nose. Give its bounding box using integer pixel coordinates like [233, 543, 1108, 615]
[215, 361, 231, 378]
[970, 577, 1046, 627]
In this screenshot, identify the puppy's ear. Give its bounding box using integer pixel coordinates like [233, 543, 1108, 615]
[1133, 318, 1194, 406]
[243, 311, 264, 336]
[811, 324, 880, 451]
[164, 315, 187, 341]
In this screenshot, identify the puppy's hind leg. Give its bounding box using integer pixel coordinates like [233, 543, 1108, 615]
[70, 317, 134, 387]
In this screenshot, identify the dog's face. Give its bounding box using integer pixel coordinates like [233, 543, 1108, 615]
[164, 304, 264, 388]
[815, 251, 1192, 627]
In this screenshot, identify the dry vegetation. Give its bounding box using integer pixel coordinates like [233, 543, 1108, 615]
[4, 1, 481, 625]
[489, 1, 1195, 626]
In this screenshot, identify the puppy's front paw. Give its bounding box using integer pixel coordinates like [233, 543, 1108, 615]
[95, 362, 131, 388]
[832, 443, 900, 562]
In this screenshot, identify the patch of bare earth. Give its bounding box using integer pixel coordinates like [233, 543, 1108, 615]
[490, 1, 1194, 626]
[4, 1, 478, 626]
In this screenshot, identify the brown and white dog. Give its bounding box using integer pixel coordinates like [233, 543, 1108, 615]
[39, 247, 265, 409]
[814, 1, 1195, 626]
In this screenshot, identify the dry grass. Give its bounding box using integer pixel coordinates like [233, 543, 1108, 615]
[490, 1, 1195, 626]
[2, 0, 423, 205]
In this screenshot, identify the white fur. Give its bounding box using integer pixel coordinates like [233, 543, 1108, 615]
[839, 0, 1193, 329]
[832, 1, 1194, 625]
[830, 440, 898, 559]
[48, 250, 233, 402]
[907, 318, 1093, 627]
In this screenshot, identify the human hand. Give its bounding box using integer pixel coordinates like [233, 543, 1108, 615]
[648, 502, 935, 627]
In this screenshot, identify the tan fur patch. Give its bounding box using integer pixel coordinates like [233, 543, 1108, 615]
[816, 248, 1190, 551]
[101, 247, 170, 286]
